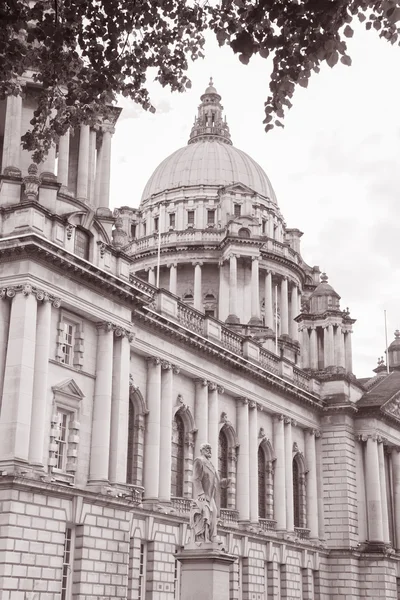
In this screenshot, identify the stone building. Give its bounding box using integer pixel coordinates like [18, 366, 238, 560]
[0, 79, 400, 600]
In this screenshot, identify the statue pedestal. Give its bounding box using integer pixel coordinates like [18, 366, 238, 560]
[176, 543, 237, 600]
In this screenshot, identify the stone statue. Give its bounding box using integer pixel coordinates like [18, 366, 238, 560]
[190, 442, 230, 544]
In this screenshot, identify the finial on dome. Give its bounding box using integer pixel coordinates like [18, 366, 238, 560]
[321, 272, 328, 283]
[395, 330, 400, 339]
[209, 77, 213, 86]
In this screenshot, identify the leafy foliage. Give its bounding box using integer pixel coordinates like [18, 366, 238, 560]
[1, 0, 400, 162]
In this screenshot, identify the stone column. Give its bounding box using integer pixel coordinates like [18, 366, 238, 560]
[169, 263, 177, 295]
[302, 328, 310, 369]
[264, 270, 273, 329]
[310, 327, 318, 370]
[377, 440, 390, 544]
[336, 326, 346, 368]
[280, 277, 289, 335]
[273, 415, 286, 530]
[2, 93, 22, 172]
[249, 402, 259, 523]
[250, 257, 261, 324]
[236, 398, 250, 522]
[364, 435, 384, 543]
[159, 362, 176, 502]
[94, 131, 102, 207]
[208, 384, 220, 461]
[305, 429, 319, 539]
[193, 262, 203, 311]
[98, 125, 114, 208]
[290, 284, 299, 340]
[0, 293, 11, 401]
[218, 260, 227, 321]
[109, 332, 131, 483]
[57, 130, 70, 187]
[0, 288, 37, 462]
[194, 379, 208, 457]
[143, 357, 162, 499]
[323, 326, 334, 368]
[392, 449, 400, 549]
[29, 296, 53, 466]
[285, 417, 294, 531]
[88, 129, 97, 203]
[76, 124, 90, 199]
[228, 254, 238, 321]
[148, 267, 155, 286]
[345, 330, 353, 372]
[89, 323, 114, 483]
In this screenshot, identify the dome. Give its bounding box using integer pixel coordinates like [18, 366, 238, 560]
[141, 140, 277, 202]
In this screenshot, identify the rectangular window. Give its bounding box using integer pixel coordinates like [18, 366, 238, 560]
[234, 204, 241, 217]
[187, 210, 195, 226]
[60, 321, 75, 366]
[169, 213, 176, 228]
[74, 229, 89, 260]
[154, 217, 159, 232]
[207, 209, 215, 225]
[130, 224, 137, 239]
[55, 410, 70, 472]
[61, 527, 74, 600]
[138, 543, 147, 600]
[143, 222, 147, 236]
[262, 219, 267, 234]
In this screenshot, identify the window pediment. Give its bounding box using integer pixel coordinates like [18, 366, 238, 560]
[52, 378, 84, 411]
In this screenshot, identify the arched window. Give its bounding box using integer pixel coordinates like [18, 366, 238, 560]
[293, 454, 306, 528]
[218, 429, 229, 508]
[171, 412, 185, 497]
[126, 386, 147, 488]
[258, 446, 266, 519]
[238, 227, 250, 239]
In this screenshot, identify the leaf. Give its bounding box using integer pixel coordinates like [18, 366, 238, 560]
[326, 51, 339, 68]
[340, 55, 352, 66]
[343, 25, 353, 38]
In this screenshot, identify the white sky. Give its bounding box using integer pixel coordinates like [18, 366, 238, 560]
[109, 26, 400, 379]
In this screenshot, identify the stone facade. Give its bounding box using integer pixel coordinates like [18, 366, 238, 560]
[1, 78, 400, 599]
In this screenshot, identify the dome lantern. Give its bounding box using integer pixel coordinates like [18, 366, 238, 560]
[188, 78, 232, 146]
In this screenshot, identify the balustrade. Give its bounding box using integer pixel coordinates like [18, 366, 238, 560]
[259, 518, 277, 532]
[293, 367, 311, 391]
[220, 509, 239, 524]
[177, 303, 205, 335]
[171, 496, 192, 514]
[221, 327, 243, 354]
[294, 527, 310, 540]
[259, 349, 280, 374]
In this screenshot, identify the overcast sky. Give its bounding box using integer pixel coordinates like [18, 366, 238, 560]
[109, 26, 400, 379]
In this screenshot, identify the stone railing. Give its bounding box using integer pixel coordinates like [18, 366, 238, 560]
[294, 527, 310, 540]
[259, 518, 277, 532]
[171, 496, 192, 514]
[131, 229, 225, 254]
[177, 303, 205, 335]
[221, 326, 243, 355]
[127, 485, 144, 505]
[293, 367, 311, 390]
[220, 509, 239, 524]
[259, 348, 280, 374]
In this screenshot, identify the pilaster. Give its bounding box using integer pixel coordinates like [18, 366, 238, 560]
[143, 357, 162, 500]
[236, 397, 250, 522]
[194, 378, 208, 456]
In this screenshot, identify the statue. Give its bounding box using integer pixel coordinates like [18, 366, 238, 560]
[190, 442, 230, 544]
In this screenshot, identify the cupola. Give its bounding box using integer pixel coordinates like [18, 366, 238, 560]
[309, 273, 341, 314]
[388, 330, 400, 371]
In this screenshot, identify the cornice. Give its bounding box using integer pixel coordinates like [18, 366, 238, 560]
[134, 305, 323, 412]
[0, 233, 155, 306]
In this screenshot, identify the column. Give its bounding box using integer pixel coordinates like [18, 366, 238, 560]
[208, 384, 220, 461]
[377, 440, 390, 544]
[57, 130, 70, 187]
[89, 323, 114, 483]
[41, 144, 56, 173]
[236, 398, 250, 521]
[301, 328, 310, 369]
[250, 257, 260, 323]
[99, 126, 114, 208]
[169, 263, 177, 295]
[290, 284, 299, 340]
[148, 267, 155, 286]
[94, 131, 102, 207]
[264, 270, 273, 329]
[280, 277, 289, 335]
[159, 362, 176, 501]
[109, 333, 131, 483]
[345, 330, 353, 372]
[228, 254, 238, 320]
[143, 357, 161, 499]
[392, 449, 400, 549]
[323, 327, 330, 368]
[305, 429, 319, 539]
[0, 290, 37, 461]
[218, 261, 227, 321]
[76, 124, 90, 199]
[249, 402, 258, 523]
[193, 262, 203, 311]
[336, 326, 345, 368]
[364, 435, 384, 543]
[2, 93, 22, 171]
[88, 128, 97, 203]
[273, 415, 286, 530]
[0, 295, 11, 401]
[29, 297, 52, 466]
[310, 327, 318, 370]
[194, 379, 208, 457]
[285, 417, 294, 531]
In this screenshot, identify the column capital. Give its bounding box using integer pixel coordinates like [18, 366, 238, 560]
[145, 266, 155, 273]
[217, 385, 225, 394]
[248, 400, 257, 409]
[208, 382, 217, 391]
[96, 321, 114, 332]
[192, 260, 203, 267]
[114, 326, 135, 341]
[167, 262, 177, 269]
[146, 356, 161, 366]
[251, 255, 260, 262]
[306, 428, 321, 438]
[194, 378, 208, 387]
[236, 396, 249, 405]
[273, 413, 285, 422]
[284, 416, 292, 425]
[100, 123, 115, 135]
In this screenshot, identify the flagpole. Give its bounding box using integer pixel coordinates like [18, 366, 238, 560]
[384, 309, 389, 374]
